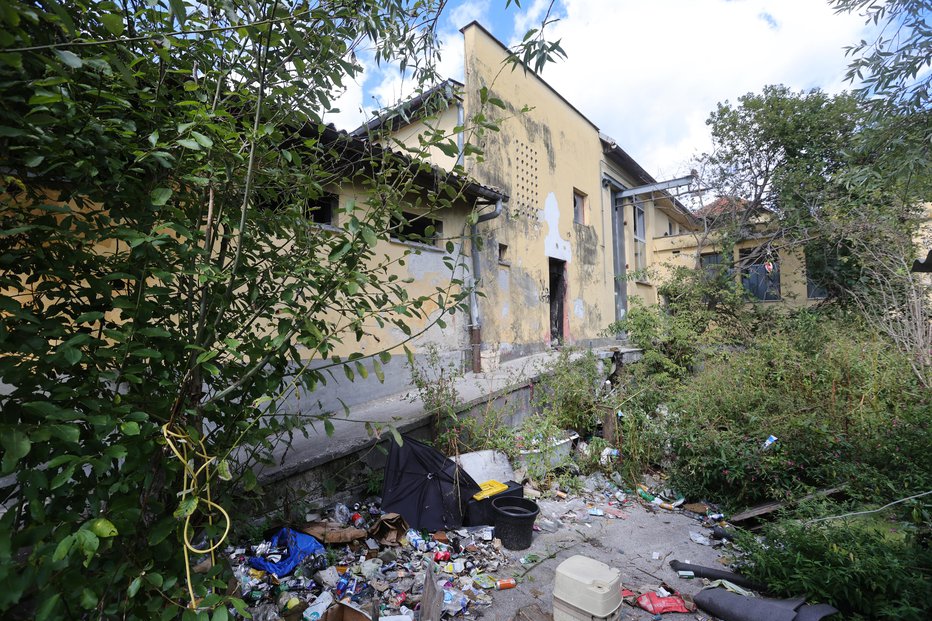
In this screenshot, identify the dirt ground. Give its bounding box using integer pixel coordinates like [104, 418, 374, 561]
[480, 498, 726, 621]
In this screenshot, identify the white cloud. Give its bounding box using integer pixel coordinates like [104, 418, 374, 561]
[450, 0, 490, 29]
[323, 67, 368, 131]
[505, 0, 872, 175]
[325, 1, 488, 131]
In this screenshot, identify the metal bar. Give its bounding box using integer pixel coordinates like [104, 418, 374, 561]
[615, 175, 694, 200]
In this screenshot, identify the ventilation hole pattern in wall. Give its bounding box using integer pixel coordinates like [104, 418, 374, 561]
[509, 139, 539, 221]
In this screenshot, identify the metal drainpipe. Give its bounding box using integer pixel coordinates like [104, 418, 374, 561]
[469, 198, 503, 373]
[456, 103, 465, 168]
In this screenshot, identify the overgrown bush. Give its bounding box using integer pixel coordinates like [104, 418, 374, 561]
[737, 507, 932, 620]
[533, 349, 605, 435]
[665, 312, 931, 508]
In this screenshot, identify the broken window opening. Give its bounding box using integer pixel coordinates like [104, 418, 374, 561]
[305, 193, 338, 226]
[390, 211, 443, 247]
[804, 248, 830, 300]
[498, 243, 509, 264]
[633, 203, 647, 272]
[573, 189, 587, 225]
[740, 247, 780, 301]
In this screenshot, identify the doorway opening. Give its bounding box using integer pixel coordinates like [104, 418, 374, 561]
[548, 258, 566, 344]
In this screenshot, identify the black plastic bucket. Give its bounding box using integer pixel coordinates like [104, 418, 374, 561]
[492, 496, 540, 550]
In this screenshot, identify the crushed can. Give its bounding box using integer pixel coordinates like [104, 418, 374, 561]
[495, 578, 517, 590]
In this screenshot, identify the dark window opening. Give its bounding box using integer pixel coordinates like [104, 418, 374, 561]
[549, 258, 566, 344]
[498, 243, 509, 263]
[304, 193, 337, 225]
[573, 189, 587, 224]
[805, 248, 830, 299]
[740, 248, 780, 301]
[700, 252, 725, 278]
[391, 211, 442, 246]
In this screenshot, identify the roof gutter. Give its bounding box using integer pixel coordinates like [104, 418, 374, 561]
[468, 198, 504, 373]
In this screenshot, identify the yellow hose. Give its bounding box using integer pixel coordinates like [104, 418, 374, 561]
[162, 423, 232, 609]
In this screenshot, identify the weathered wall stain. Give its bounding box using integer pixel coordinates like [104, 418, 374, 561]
[542, 192, 571, 261]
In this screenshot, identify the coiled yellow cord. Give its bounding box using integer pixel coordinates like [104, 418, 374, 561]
[162, 423, 232, 609]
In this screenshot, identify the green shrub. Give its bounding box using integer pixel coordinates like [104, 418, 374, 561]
[737, 511, 932, 619]
[534, 349, 604, 435]
[665, 314, 931, 508]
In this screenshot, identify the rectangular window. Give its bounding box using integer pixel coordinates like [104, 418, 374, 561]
[699, 252, 725, 279]
[390, 211, 443, 246]
[740, 248, 780, 301]
[305, 193, 337, 225]
[573, 189, 587, 224]
[633, 203, 647, 272]
[805, 249, 829, 299]
[667, 220, 676, 236]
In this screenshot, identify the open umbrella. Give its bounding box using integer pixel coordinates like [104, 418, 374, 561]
[381, 436, 480, 532]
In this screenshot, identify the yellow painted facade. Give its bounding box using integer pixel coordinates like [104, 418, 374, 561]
[652, 232, 818, 308]
[374, 23, 697, 364]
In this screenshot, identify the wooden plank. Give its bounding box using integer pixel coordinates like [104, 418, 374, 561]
[730, 486, 845, 523]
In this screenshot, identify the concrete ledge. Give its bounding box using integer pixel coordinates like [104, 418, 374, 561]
[254, 345, 641, 493]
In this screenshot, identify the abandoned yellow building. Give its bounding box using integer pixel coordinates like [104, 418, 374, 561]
[356, 22, 696, 375]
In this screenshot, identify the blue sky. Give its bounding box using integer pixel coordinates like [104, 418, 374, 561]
[327, 0, 880, 179]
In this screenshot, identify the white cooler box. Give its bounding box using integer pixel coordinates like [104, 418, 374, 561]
[553, 555, 623, 621]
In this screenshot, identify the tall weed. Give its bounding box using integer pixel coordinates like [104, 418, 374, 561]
[737, 507, 932, 620]
[665, 314, 930, 508]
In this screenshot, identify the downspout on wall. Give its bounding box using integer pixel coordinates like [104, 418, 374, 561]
[469, 198, 503, 373]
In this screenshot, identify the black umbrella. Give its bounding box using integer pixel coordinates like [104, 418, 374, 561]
[381, 436, 480, 532]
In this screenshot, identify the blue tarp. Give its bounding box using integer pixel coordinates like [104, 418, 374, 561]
[247, 527, 324, 577]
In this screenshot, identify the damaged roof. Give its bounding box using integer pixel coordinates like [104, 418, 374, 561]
[315, 123, 506, 204]
[352, 79, 464, 138]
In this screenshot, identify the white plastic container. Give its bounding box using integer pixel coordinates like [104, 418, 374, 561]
[553, 555, 623, 621]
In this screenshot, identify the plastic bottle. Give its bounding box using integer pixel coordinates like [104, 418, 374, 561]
[333, 503, 352, 526]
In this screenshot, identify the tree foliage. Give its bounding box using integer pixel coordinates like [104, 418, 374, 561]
[830, 0, 932, 113]
[690, 3, 931, 385]
[0, 1, 555, 618]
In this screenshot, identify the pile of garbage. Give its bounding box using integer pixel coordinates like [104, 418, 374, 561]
[228, 504, 514, 621]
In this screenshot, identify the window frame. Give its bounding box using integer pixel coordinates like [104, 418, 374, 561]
[804, 248, 829, 300]
[573, 188, 587, 225]
[389, 211, 444, 248]
[632, 202, 647, 272]
[304, 192, 338, 226]
[739, 247, 781, 301]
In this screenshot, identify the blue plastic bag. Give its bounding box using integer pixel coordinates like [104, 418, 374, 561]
[248, 527, 324, 576]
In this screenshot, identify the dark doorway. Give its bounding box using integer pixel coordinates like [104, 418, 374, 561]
[548, 258, 566, 344]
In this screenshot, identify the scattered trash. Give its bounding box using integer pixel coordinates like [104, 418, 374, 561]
[553, 556, 623, 621]
[704, 579, 756, 598]
[711, 525, 734, 541]
[248, 528, 325, 576]
[227, 434, 751, 620]
[381, 437, 480, 531]
[635, 588, 697, 614]
[761, 435, 778, 450]
[495, 578, 517, 590]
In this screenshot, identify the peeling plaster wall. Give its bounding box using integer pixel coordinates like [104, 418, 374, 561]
[317, 185, 473, 364]
[652, 233, 821, 309]
[460, 24, 615, 357]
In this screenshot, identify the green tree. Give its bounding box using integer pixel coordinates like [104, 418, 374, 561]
[0, 1, 558, 618]
[830, 0, 931, 113]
